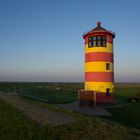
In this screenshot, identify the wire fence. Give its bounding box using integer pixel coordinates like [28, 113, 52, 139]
[0, 85, 78, 104]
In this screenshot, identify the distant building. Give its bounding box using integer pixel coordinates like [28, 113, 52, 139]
[80, 21, 116, 105]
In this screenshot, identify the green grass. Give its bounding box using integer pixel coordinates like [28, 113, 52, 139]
[0, 82, 140, 132]
[114, 84, 140, 103]
[105, 102, 140, 129]
[0, 99, 43, 140]
[0, 82, 82, 104]
[32, 89, 77, 104]
[103, 84, 140, 129]
[0, 98, 140, 140]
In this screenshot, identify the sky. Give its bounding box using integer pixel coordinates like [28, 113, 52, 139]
[0, 0, 140, 82]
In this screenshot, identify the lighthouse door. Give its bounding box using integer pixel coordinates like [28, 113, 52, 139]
[106, 88, 110, 96]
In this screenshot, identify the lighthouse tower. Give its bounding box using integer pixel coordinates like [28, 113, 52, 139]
[81, 21, 115, 105]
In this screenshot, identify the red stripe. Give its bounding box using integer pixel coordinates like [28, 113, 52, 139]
[96, 93, 115, 103]
[85, 52, 113, 62]
[107, 35, 113, 43]
[85, 36, 88, 44]
[107, 41, 113, 43]
[85, 72, 114, 82]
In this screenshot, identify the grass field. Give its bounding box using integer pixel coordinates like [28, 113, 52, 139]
[115, 84, 140, 103]
[0, 82, 140, 139]
[0, 98, 140, 140]
[105, 102, 140, 129]
[104, 84, 140, 129]
[0, 82, 82, 104]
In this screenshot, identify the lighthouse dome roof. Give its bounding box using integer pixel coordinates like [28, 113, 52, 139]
[83, 21, 115, 39]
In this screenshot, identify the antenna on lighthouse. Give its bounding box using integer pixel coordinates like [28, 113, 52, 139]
[97, 21, 101, 27]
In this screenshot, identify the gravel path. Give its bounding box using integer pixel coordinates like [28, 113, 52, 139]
[0, 92, 76, 126]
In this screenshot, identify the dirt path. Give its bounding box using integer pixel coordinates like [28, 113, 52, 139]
[0, 92, 76, 126]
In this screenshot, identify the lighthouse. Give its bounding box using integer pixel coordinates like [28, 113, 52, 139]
[79, 21, 115, 106]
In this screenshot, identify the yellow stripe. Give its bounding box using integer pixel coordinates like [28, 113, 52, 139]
[85, 62, 113, 72]
[85, 42, 113, 53]
[85, 82, 114, 93]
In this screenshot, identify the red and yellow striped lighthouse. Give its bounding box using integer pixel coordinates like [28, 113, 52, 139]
[82, 21, 115, 105]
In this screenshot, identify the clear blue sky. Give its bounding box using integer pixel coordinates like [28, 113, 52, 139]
[0, 0, 140, 82]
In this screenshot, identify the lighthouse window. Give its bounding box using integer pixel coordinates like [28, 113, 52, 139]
[102, 41, 106, 47]
[97, 36, 101, 40]
[88, 36, 93, 47]
[102, 36, 106, 40]
[101, 36, 106, 47]
[88, 41, 92, 47]
[93, 41, 96, 46]
[88, 36, 106, 47]
[93, 36, 96, 40]
[89, 36, 93, 41]
[106, 63, 110, 70]
[97, 40, 101, 46]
